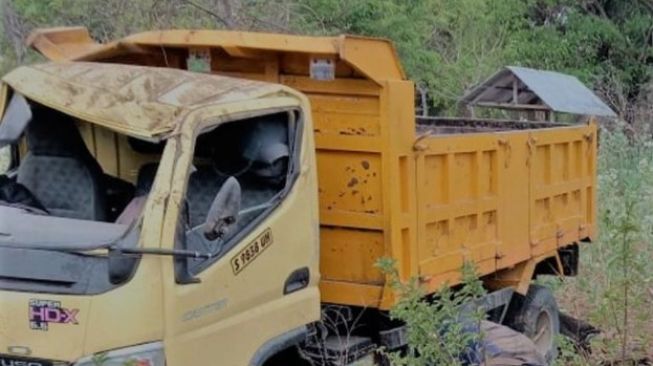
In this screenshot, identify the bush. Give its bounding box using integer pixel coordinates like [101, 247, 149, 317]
[555, 123, 653, 364]
[376, 258, 486, 365]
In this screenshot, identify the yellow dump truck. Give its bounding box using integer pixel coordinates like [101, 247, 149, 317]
[0, 27, 597, 365]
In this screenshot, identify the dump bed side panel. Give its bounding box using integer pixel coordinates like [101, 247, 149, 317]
[495, 132, 532, 270]
[528, 125, 597, 255]
[177, 45, 596, 309]
[414, 124, 597, 293]
[415, 134, 502, 288]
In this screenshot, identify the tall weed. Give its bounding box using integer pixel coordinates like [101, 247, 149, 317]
[557, 125, 653, 363]
[376, 258, 486, 366]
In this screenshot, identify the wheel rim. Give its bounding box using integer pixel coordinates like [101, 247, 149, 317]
[532, 310, 553, 357]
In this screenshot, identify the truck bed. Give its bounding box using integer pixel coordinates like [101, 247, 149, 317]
[271, 60, 597, 311]
[317, 109, 596, 310]
[412, 118, 596, 288]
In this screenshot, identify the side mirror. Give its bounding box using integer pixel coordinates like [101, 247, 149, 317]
[203, 176, 241, 241]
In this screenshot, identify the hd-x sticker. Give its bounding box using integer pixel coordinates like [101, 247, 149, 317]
[231, 229, 273, 275]
[29, 299, 79, 331]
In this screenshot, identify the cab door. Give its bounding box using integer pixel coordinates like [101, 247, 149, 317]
[160, 107, 320, 365]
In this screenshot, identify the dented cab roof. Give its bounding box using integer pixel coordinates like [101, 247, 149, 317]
[1, 62, 291, 139]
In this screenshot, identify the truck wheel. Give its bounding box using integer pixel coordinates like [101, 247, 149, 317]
[506, 285, 560, 364]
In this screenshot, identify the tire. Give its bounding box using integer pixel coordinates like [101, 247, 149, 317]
[506, 285, 560, 364]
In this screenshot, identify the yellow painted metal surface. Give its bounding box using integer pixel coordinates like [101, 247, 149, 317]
[487, 252, 564, 295]
[27, 27, 405, 84]
[26, 28, 598, 312]
[27, 27, 103, 61]
[157, 99, 321, 365]
[413, 124, 597, 299]
[2, 62, 288, 139]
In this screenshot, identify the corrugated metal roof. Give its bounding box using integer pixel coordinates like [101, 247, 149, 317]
[462, 66, 617, 117]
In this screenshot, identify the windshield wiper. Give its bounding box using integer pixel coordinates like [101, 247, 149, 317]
[111, 246, 214, 259]
[0, 238, 215, 259]
[0, 194, 281, 257]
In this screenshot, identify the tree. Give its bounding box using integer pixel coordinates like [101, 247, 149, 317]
[1, 0, 651, 117]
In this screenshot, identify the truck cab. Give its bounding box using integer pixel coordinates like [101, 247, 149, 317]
[0, 62, 320, 365]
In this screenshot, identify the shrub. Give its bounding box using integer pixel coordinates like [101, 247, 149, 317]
[376, 258, 486, 366]
[555, 123, 653, 363]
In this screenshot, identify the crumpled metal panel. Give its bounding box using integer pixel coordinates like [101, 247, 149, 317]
[1, 62, 285, 139]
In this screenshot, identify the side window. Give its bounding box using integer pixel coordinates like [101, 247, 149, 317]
[178, 111, 300, 277]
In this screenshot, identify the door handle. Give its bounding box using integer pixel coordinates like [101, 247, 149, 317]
[283, 267, 310, 295]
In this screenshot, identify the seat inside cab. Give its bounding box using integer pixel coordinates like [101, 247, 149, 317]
[0, 99, 155, 224]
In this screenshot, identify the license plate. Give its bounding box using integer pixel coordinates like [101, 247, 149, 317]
[0, 354, 59, 366]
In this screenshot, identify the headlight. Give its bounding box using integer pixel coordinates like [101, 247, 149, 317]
[73, 342, 164, 366]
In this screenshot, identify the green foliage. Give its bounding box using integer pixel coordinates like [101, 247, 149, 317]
[587, 126, 653, 362]
[293, 0, 652, 114]
[294, 0, 529, 113]
[554, 126, 653, 363]
[2, 0, 650, 114]
[9, 0, 223, 40]
[552, 336, 591, 366]
[504, 1, 653, 99]
[91, 351, 108, 366]
[376, 258, 486, 365]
